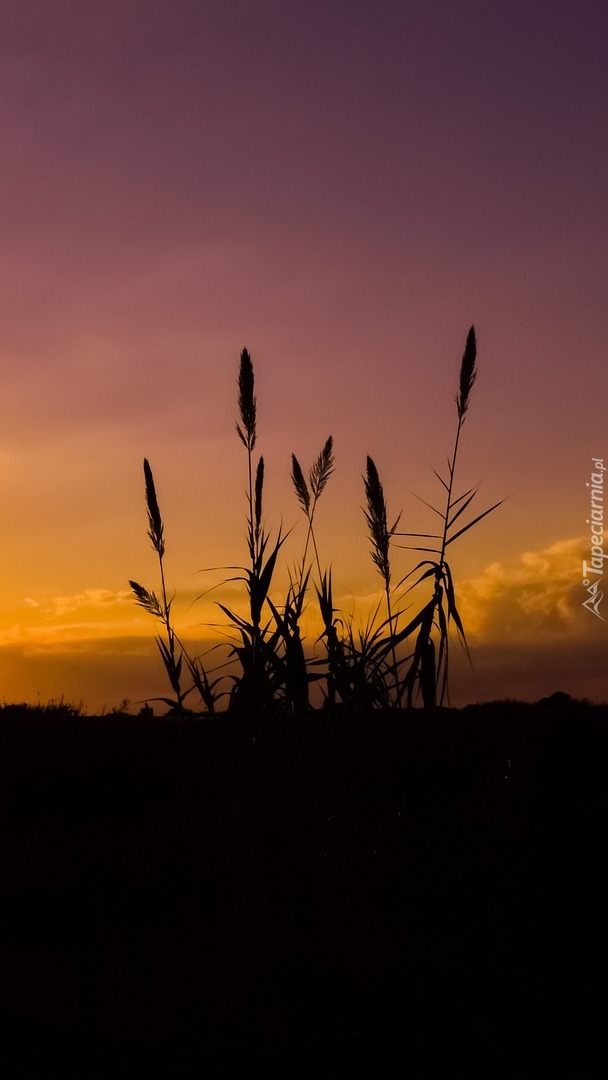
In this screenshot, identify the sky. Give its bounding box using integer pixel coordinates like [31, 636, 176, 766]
[0, 0, 606, 712]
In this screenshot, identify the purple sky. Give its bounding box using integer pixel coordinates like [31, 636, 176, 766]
[0, 0, 607, 710]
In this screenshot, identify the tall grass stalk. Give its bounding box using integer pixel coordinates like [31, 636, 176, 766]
[291, 436, 334, 590]
[363, 456, 402, 704]
[129, 459, 189, 714]
[291, 437, 337, 707]
[236, 348, 258, 567]
[398, 326, 504, 705]
[221, 350, 290, 713]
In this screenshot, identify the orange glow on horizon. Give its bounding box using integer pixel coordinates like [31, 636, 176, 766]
[1, 3, 606, 708]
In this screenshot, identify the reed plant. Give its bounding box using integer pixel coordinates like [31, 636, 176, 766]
[291, 436, 335, 589]
[130, 327, 501, 714]
[290, 437, 336, 707]
[129, 460, 223, 714]
[216, 349, 290, 715]
[363, 456, 403, 703]
[129, 459, 189, 713]
[396, 326, 504, 705]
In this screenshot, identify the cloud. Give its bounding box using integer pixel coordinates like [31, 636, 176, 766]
[0, 621, 138, 650]
[2, 589, 148, 649]
[456, 535, 604, 642]
[47, 588, 132, 616]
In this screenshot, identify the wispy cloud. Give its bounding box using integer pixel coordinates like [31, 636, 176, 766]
[457, 536, 601, 642]
[0, 621, 138, 650]
[2, 589, 144, 649]
[18, 589, 132, 619]
[46, 588, 132, 616]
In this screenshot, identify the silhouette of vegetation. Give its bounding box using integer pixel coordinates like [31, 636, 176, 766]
[130, 328, 502, 715]
[129, 461, 223, 716]
[0, 698, 83, 722]
[1, 695, 605, 1071]
[396, 327, 505, 705]
[129, 460, 190, 714]
[218, 349, 291, 715]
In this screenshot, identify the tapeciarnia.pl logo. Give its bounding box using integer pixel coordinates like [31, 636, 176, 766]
[582, 457, 605, 620]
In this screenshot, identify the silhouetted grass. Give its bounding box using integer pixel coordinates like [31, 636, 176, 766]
[130, 328, 502, 715]
[0, 698, 84, 722]
[396, 327, 504, 705]
[129, 461, 222, 714]
[129, 459, 189, 714]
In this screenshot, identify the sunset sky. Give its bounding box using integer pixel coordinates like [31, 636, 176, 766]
[1, 0, 606, 712]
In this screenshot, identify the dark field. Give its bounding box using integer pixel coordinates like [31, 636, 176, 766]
[1, 696, 606, 1076]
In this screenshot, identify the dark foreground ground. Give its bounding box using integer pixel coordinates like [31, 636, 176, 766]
[1, 695, 607, 1076]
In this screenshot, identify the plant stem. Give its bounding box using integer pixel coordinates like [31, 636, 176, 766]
[439, 416, 464, 569]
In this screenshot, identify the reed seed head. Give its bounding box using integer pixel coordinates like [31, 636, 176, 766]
[129, 579, 163, 618]
[143, 458, 165, 558]
[456, 326, 477, 419]
[364, 455, 391, 587]
[236, 347, 257, 450]
[291, 454, 310, 514]
[309, 435, 335, 499]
